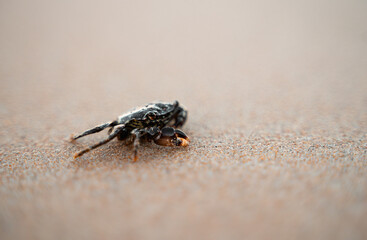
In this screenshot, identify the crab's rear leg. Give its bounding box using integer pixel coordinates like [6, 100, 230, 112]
[72, 121, 118, 141]
[73, 125, 125, 158]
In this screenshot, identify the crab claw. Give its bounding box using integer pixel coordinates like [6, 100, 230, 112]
[153, 127, 190, 147]
[174, 129, 190, 142]
[176, 137, 190, 147]
[173, 129, 190, 147]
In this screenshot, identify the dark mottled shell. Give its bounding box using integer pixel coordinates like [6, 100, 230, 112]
[117, 101, 179, 129]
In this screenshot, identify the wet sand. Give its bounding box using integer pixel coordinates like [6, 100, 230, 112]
[1, 1, 366, 239]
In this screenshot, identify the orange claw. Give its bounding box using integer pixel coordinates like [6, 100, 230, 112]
[152, 127, 190, 147]
[178, 137, 189, 147]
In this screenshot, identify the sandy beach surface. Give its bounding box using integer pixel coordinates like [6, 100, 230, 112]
[1, 1, 366, 239]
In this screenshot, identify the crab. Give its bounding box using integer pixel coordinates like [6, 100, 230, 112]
[71, 101, 189, 161]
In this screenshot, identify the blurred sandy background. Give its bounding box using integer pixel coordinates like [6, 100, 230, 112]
[0, 0, 366, 239]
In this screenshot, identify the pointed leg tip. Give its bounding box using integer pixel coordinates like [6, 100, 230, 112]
[70, 134, 76, 143]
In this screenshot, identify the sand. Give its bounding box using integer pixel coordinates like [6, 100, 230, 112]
[0, 1, 366, 239]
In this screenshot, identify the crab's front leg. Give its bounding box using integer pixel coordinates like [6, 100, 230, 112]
[147, 127, 190, 147]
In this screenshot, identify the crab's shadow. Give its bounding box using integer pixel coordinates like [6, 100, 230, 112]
[68, 140, 191, 170]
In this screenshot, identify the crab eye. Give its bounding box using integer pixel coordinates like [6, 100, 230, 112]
[145, 111, 157, 120]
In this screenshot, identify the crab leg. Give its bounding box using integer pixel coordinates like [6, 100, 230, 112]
[132, 130, 144, 162]
[72, 121, 118, 140]
[172, 106, 188, 128]
[73, 125, 124, 159]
